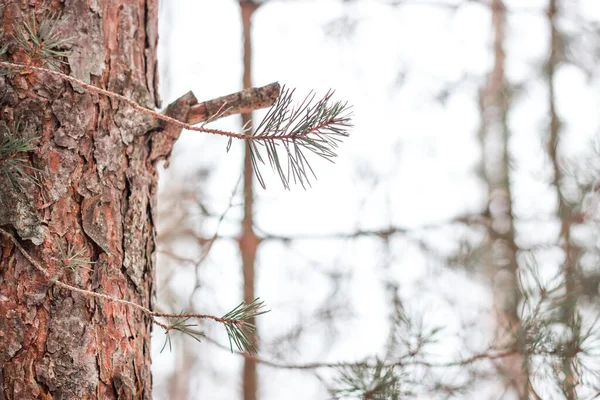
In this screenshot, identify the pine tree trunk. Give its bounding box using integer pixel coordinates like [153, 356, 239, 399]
[480, 0, 529, 396]
[239, 2, 260, 400]
[0, 1, 183, 398]
[546, 1, 579, 397]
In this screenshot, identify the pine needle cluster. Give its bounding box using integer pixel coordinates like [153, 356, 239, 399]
[0, 121, 40, 196]
[221, 298, 269, 353]
[12, 11, 73, 70]
[55, 238, 95, 272]
[232, 86, 353, 189]
[160, 298, 269, 354]
[333, 360, 404, 400]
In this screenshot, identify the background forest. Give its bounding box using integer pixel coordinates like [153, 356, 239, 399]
[152, 0, 600, 399]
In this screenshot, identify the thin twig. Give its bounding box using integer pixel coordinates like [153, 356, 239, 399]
[256, 213, 489, 241]
[387, 0, 542, 14]
[199, 331, 519, 370]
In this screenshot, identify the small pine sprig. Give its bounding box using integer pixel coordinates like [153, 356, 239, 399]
[12, 11, 73, 70]
[158, 298, 269, 354]
[221, 298, 270, 353]
[160, 315, 203, 353]
[230, 86, 353, 189]
[0, 122, 41, 194]
[333, 359, 404, 400]
[54, 238, 95, 272]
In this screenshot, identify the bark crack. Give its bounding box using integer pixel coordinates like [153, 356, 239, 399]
[143, 1, 150, 95]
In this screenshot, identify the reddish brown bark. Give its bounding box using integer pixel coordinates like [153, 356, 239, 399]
[0, 1, 184, 399]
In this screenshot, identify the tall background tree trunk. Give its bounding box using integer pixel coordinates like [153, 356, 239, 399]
[239, 2, 261, 400]
[480, 0, 529, 396]
[0, 1, 175, 398]
[546, 1, 580, 397]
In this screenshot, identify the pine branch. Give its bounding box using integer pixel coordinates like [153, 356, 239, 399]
[0, 228, 268, 353]
[155, 299, 270, 354]
[0, 61, 353, 189]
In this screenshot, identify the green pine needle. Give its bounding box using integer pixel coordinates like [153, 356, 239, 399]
[160, 315, 203, 353]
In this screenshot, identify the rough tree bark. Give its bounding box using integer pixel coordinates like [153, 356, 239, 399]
[0, 1, 190, 398]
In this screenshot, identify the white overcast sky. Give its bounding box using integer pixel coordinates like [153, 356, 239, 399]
[152, 1, 600, 399]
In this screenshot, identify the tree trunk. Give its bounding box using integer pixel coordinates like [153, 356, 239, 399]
[480, 0, 529, 396]
[546, 1, 580, 397]
[239, 2, 261, 400]
[0, 1, 182, 398]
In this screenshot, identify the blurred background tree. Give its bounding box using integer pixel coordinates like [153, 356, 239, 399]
[153, 0, 600, 399]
